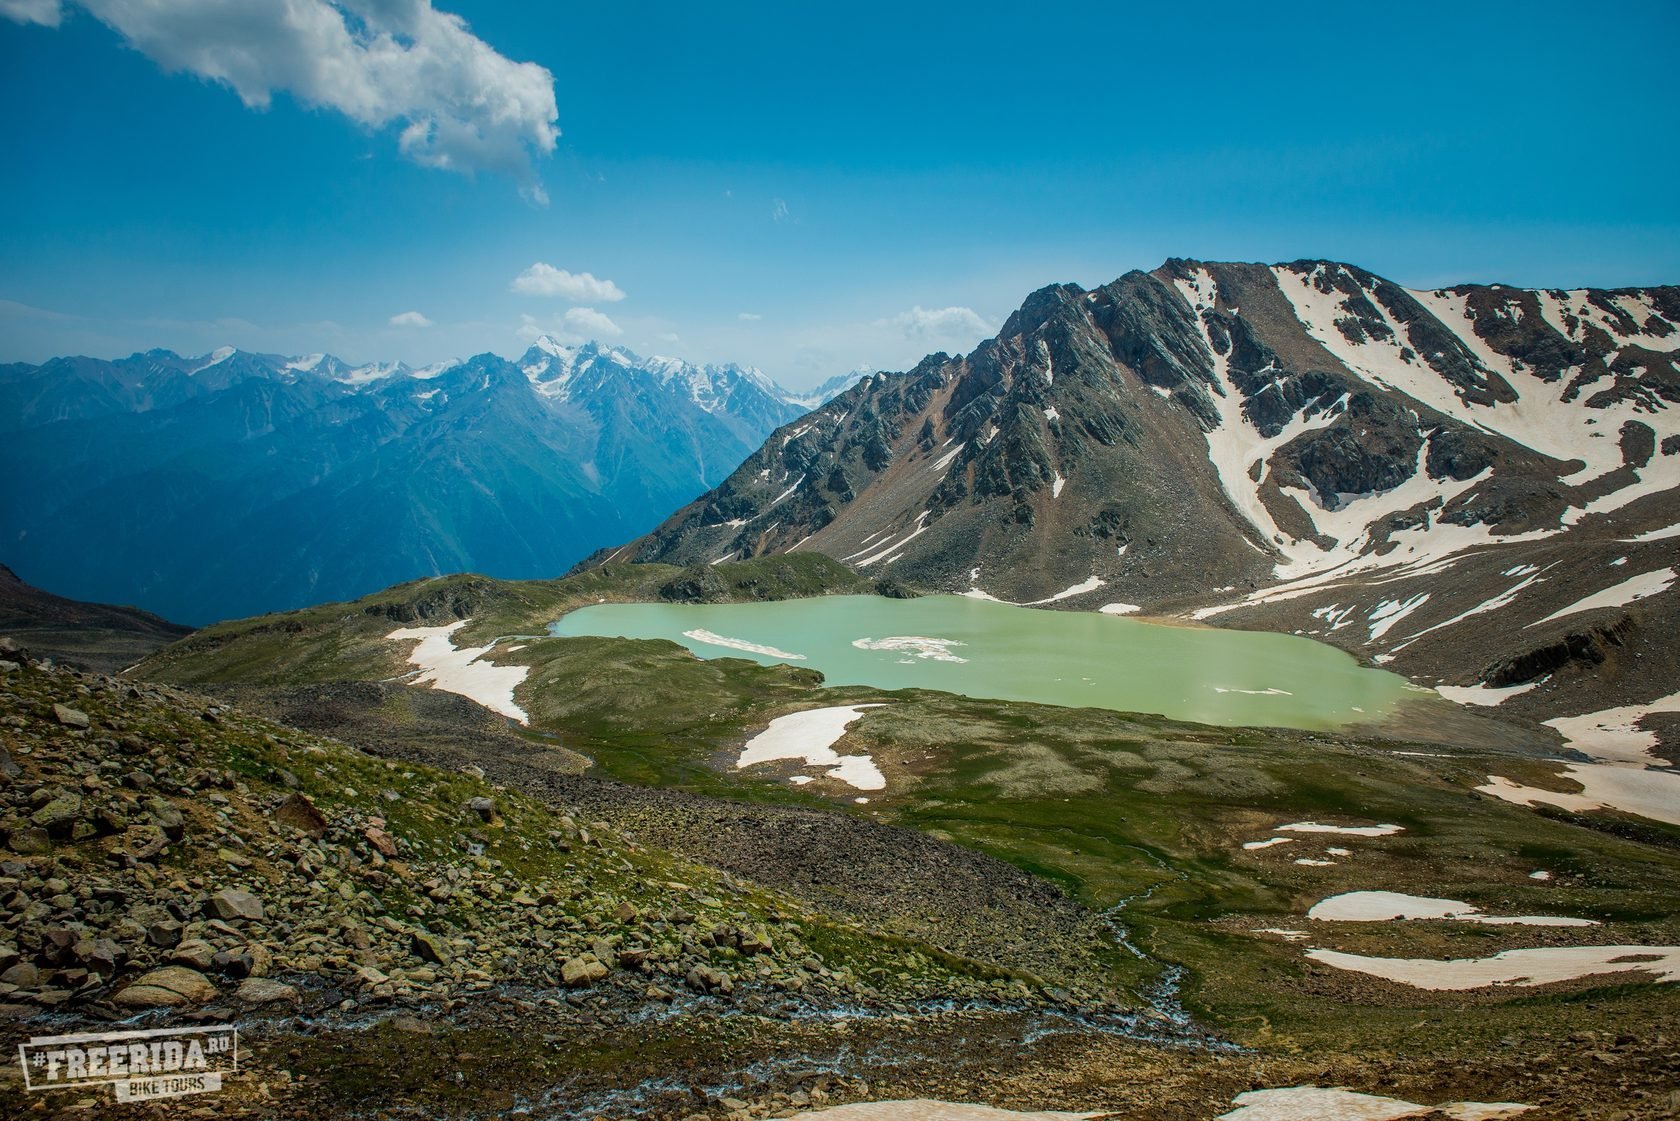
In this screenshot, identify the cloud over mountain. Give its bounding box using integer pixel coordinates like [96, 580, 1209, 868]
[4, 0, 559, 198]
[877, 305, 993, 344]
[510, 263, 627, 302]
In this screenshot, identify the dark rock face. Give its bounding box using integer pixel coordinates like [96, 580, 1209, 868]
[604, 260, 1677, 613]
[1280, 393, 1424, 502]
[573, 259, 1678, 719]
[1483, 617, 1637, 687]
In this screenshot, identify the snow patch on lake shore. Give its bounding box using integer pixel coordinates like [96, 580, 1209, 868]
[737, 704, 888, 790]
[1436, 681, 1540, 707]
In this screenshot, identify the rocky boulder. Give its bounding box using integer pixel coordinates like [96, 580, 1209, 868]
[114, 966, 217, 1008]
[207, 888, 264, 922]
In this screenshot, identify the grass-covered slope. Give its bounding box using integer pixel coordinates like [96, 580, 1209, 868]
[128, 557, 1680, 1065]
[137, 553, 877, 687]
[0, 645, 1141, 1117]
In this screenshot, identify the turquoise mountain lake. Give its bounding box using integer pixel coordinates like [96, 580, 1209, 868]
[548, 594, 1412, 730]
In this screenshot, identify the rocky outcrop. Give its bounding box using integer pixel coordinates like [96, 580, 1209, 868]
[0, 645, 1089, 1026]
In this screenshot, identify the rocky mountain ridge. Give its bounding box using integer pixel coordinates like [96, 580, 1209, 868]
[593, 260, 1680, 723]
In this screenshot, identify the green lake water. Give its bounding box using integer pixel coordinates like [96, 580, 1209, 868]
[547, 594, 1413, 730]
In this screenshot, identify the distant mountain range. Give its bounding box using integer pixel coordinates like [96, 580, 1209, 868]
[593, 260, 1680, 720]
[0, 339, 853, 623]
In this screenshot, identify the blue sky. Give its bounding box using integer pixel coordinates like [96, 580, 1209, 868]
[2, 0, 1676, 389]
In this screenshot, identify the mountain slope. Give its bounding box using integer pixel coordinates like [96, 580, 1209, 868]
[0, 562, 190, 672]
[0, 339, 846, 624]
[591, 260, 1680, 718]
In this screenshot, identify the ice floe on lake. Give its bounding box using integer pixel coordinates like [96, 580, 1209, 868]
[684, 628, 807, 661]
[1307, 890, 1596, 927]
[387, 621, 529, 725]
[737, 704, 888, 790]
[852, 635, 969, 663]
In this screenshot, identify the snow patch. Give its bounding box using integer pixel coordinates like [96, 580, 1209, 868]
[1541, 688, 1680, 767]
[1367, 593, 1430, 642]
[1307, 944, 1680, 990]
[737, 705, 888, 791]
[1436, 681, 1541, 707]
[852, 511, 931, 568]
[1217, 1086, 1531, 1121]
[1623, 523, 1680, 543]
[1277, 821, 1404, 837]
[1307, 890, 1596, 927]
[788, 1101, 1097, 1120]
[387, 622, 529, 725]
[1478, 765, 1680, 827]
[1023, 576, 1104, 605]
[1527, 567, 1675, 627]
[931, 443, 965, 472]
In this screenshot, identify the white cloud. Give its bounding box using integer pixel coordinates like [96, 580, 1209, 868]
[563, 306, 622, 337]
[877, 305, 994, 343]
[514, 306, 623, 346]
[509, 263, 626, 302]
[771, 198, 790, 223]
[738, 312, 762, 321]
[0, 297, 71, 320]
[33, 0, 558, 196]
[514, 313, 550, 344]
[389, 310, 432, 328]
[0, 0, 61, 26]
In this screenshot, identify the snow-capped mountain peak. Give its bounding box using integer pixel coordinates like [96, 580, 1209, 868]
[186, 345, 238, 375]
